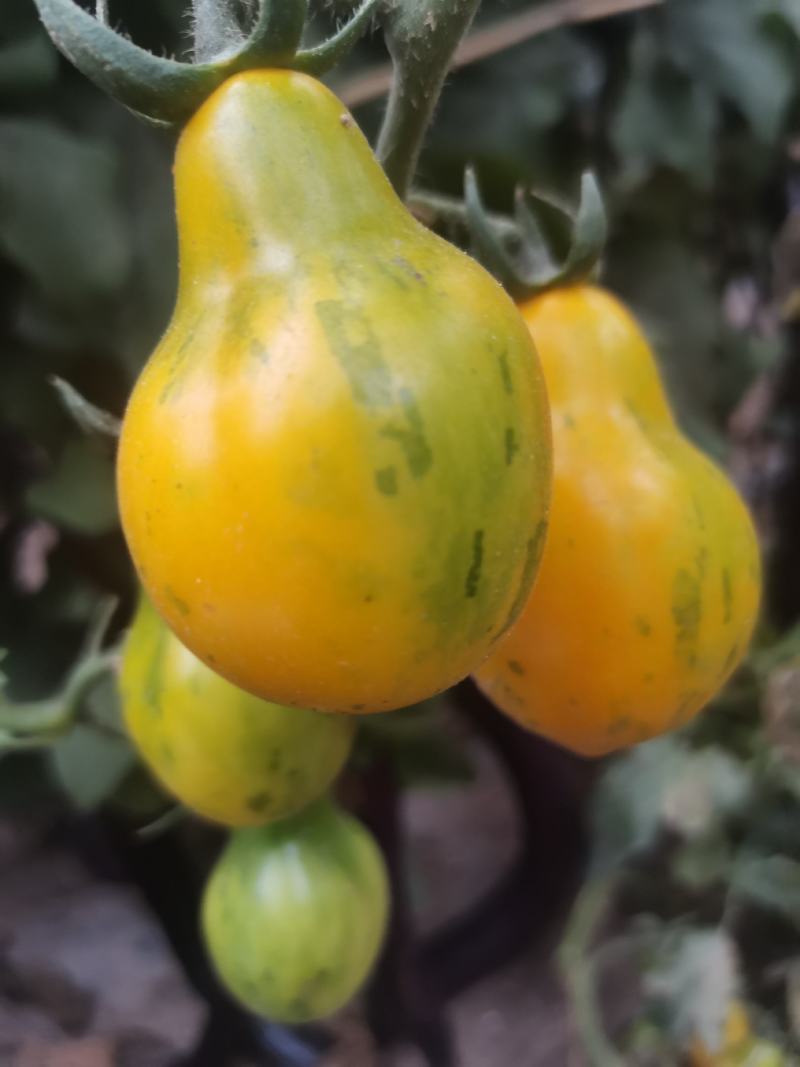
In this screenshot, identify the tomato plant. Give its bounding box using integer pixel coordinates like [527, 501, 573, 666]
[202, 798, 389, 1023]
[120, 595, 355, 826]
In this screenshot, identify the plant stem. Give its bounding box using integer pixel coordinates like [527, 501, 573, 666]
[0, 648, 119, 746]
[558, 877, 626, 1067]
[376, 0, 480, 199]
[192, 0, 245, 62]
[343, 0, 663, 108]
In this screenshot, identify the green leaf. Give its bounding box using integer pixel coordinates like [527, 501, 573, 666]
[673, 832, 733, 891]
[591, 738, 752, 875]
[49, 675, 133, 812]
[26, 438, 118, 536]
[612, 28, 716, 190]
[730, 854, 800, 929]
[644, 927, 739, 1050]
[0, 32, 59, 95]
[660, 747, 752, 838]
[762, 0, 800, 36]
[50, 723, 135, 811]
[590, 736, 687, 874]
[664, 0, 794, 140]
[0, 119, 131, 307]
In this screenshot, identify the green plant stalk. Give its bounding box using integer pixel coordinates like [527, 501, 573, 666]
[558, 877, 626, 1067]
[192, 0, 245, 62]
[377, 0, 480, 199]
[0, 648, 119, 746]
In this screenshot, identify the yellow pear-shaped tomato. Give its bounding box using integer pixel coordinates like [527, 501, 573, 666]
[120, 596, 354, 826]
[202, 798, 388, 1023]
[117, 70, 551, 714]
[474, 286, 760, 757]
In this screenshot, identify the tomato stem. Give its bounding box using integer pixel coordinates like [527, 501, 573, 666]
[377, 0, 481, 200]
[558, 876, 627, 1067]
[192, 0, 246, 63]
[33, 0, 377, 125]
[0, 647, 119, 748]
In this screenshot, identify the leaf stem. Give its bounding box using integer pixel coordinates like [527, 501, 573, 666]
[0, 648, 119, 746]
[343, 0, 663, 108]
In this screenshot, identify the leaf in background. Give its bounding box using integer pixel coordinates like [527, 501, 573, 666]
[612, 27, 716, 190]
[50, 723, 135, 811]
[664, 0, 794, 141]
[359, 698, 475, 787]
[430, 30, 603, 172]
[762, 0, 800, 36]
[673, 831, 733, 891]
[0, 120, 131, 308]
[661, 748, 752, 839]
[730, 854, 800, 930]
[644, 926, 740, 1050]
[590, 736, 686, 874]
[26, 438, 118, 536]
[605, 238, 736, 448]
[0, 33, 59, 97]
[591, 737, 751, 875]
[49, 674, 134, 812]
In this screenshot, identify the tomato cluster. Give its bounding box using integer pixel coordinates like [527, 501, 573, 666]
[115, 70, 760, 1025]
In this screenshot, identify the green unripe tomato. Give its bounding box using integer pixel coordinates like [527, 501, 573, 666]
[202, 799, 389, 1022]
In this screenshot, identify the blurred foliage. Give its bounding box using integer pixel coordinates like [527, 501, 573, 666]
[2, 0, 800, 1058]
[559, 628, 800, 1063]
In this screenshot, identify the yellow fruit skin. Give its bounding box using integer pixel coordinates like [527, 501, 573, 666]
[474, 286, 761, 757]
[116, 70, 551, 714]
[120, 596, 354, 827]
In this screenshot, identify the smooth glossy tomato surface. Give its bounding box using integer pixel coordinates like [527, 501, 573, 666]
[121, 596, 354, 826]
[117, 70, 552, 713]
[202, 798, 388, 1022]
[475, 286, 760, 756]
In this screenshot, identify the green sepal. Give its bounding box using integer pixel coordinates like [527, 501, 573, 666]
[34, 0, 222, 125]
[33, 0, 378, 126]
[50, 376, 121, 438]
[465, 168, 608, 300]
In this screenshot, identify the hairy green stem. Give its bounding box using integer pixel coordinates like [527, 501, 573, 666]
[192, 0, 245, 62]
[377, 0, 480, 199]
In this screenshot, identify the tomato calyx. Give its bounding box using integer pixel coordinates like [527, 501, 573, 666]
[33, 0, 381, 126]
[464, 168, 609, 299]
